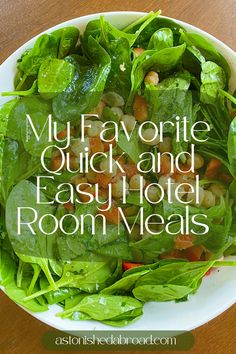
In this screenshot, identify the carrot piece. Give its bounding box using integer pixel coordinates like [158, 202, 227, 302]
[100, 204, 119, 224]
[56, 127, 75, 139]
[98, 188, 109, 200]
[160, 155, 172, 176]
[123, 164, 138, 179]
[96, 173, 112, 189]
[63, 202, 75, 213]
[205, 158, 221, 178]
[103, 139, 116, 152]
[133, 95, 148, 123]
[79, 186, 95, 203]
[68, 155, 79, 170]
[122, 262, 143, 271]
[89, 137, 104, 154]
[174, 234, 195, 250]
[50, 156, 64, 171]
[173, 164, 196, 182]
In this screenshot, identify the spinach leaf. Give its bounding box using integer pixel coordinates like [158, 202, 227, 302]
[0, 99, 18, 198]
[200, 61, 226, 104]
[7, 96, 63, 157]
[38, 58, 75, 99]
[52, 26, 80, 58]
[18, 34, 58, 76]
[203, 201, 232, 253]
[182, 46, 205, 76]
[162, 196, 227, 221]
[124, 15, 184, 47]
[135, 261, 214, 288]
[58, 294, 143, 326]
[128, 44, 186, 104]
[123, 261, 160, 277]
[5, 180, 57, 289]
[148, 28, 173, 50]
[0, 249, 16, 286]
[40, 277, 79, 305]
[101, 12, 161, 47]
[2, 80, 38, 97]
[53, 36, 111, 122]
[117, 128, 148, 164]
[133, 284, 193, 302]
[83, 12, 161, 48]
[24, 257, 120, 300]
[104, 38, 132, 101]
[228, 116, 236, 177]
[145, 73, 192, 156]
[101, 270, 149, 294]
[1, 138, 40, 201]
[5, 279, 48, 312]
[130, 232, 175, 262]
[180, 30, 231, 81]
[64, 293, 87, 310]
[0, 249, 48, 312]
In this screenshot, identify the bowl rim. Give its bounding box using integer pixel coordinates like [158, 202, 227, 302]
[0, 11, 236, 333]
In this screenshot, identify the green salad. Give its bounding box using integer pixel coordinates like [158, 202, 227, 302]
[1, 11, 236, 327]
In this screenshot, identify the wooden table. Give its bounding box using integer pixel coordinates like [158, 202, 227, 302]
[0, 0, 235, 353]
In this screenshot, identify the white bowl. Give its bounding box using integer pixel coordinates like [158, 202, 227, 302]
[0, 11, 236, 333]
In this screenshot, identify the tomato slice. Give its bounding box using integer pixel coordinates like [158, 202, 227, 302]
[185, 245, 204, 261]
[122, 262, 143, 271]
[205, 158, 221, 178]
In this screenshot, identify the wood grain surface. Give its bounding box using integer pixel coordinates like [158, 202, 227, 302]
[0, 0, 236, 353]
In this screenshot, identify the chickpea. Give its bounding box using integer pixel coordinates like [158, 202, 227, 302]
[133, 47, 144, 57]
[158, 137, 172, 153]
[202, 190, 216, 208]
[87, 121, 103, 137]
[129, 174, 145, 190]
[67, 155, 79, 171]
[186, 186, 205, 206]
[100, 157, 117, 177]
[168, 183, 186, 203]
[141, 128, 160, 146]
[71, 175, 88, 188]
[158, 175, 173, 190]
[71, 138, 90, 156]
[123, 205, 139, 217]
[209, 183, 226, 197]
[102, 92, 124, 107]
[146, 185, 160, 202]
[51, 149, 61, 158]
[133, 95, 148, 123]
[121, 115, 136, 132]
[83, 120, 92, 134]
[86, 170, 97, 184]
[144, 71, 159, 85]
[187, 153, 204, 170]
[111, 107, 123, 121]
[112, 179, 129, 198]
